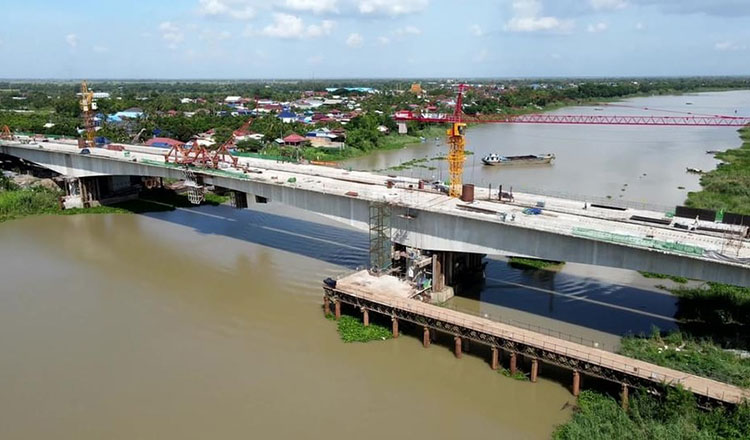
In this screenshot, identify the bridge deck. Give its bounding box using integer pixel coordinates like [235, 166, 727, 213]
[3, 139, 750, 283]
[329, 271, 750, 405]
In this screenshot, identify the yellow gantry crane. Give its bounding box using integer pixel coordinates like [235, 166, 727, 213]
[79, 81, 96, 148]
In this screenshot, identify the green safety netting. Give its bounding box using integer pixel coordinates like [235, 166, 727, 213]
[572, 227, 705, 256]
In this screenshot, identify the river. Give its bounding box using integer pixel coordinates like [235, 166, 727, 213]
[0, 206, 577, 440]
[344, 90, 750, 207]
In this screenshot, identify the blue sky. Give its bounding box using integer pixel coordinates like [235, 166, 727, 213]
[2, 0, 749, 79]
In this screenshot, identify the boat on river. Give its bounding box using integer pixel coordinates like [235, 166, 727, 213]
[482, 153, 555, 166]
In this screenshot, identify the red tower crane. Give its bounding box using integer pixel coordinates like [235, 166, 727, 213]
[394, 84, 750, 198]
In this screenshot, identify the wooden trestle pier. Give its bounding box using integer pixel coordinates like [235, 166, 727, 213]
[323, 273, 750, 407]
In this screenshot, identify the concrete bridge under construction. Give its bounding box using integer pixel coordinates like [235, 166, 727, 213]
[2, 138, 750, 289]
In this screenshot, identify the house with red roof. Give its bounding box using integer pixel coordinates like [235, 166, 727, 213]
[282, 133, 308, 146]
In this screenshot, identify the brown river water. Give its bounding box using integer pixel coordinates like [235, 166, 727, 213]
[0, 206, 574, 440]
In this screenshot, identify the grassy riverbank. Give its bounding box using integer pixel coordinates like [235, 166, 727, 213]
[617, 281, 750, 387]
[621, 329, 750, 388]
[638, 271, 688, 284]
[554, 388, 750, 440]
[0, 184, 227, 224]
[507, 257, 565, 270]
[685, 126, 750, 214]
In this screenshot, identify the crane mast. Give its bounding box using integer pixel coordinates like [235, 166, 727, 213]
[79, 81, 96, 149]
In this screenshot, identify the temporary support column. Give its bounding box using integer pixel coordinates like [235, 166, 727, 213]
[454, 337, 462, 359]
[491, 347, 499, 370]
[621, 383, 629, 410]
[572, 370, 581, 396]
[423, 327, 431, 348]
[431, 254, 445, 292]
[391, 317, 399, 338]
[530, 359, 539, 383]
[509, 352, 517, 375]
[334, 300, 341, 320]
[323, 296, 331, 316]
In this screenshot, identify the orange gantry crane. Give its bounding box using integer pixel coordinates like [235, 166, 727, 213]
[164, 118, 250, 169]
[395, 84, 750, 198]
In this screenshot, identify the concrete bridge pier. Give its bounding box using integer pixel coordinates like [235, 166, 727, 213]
[530, 359, 539, 383]
[491, 347, 499, 370]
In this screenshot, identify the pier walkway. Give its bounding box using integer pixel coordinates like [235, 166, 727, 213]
[324, 271, 750, 406]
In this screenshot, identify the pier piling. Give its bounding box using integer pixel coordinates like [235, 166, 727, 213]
[491, 347, 499, 370]
[323, 296, 330, 316]
[509, 352, 517, 375]
[362, 308, 369, 327]
[572, 370, 581, 396]
[391, 317, 399, 338]
[531, 359, 539, 383]
[423, 327, 430, 348]
[454, 337, 462, 358]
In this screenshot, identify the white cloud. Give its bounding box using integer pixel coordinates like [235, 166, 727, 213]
[590, 0, 628, 10]
[346, 32, 363, 47]
[469, 24, 484, 37]
[551, 53, 562, 60]
[65, 33, 78, 48]
[635, 21, 645, 30]
[159, 21, 185, 49]
[250, 13, 335, 39]
[198, 0, 255, 20]
[356, 0, 428, 16]
[283, 0, 339, 14]
[306, 20, 336, 37]
[377, 36, 391, 45]
[505, 0, 574, 33]
[394, 25, 421, 36]
[92, 45, 109, 53]
[587, 22, 608, 32]
[715, 40, 747, 51]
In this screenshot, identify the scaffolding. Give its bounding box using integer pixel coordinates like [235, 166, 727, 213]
[182, 168, 204, 205]
[369, 202, 392, 275]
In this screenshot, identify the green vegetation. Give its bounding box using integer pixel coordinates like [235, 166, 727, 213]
[554, 389, 750, 440]
[507, 257, 565, 270]
[621, 329, 750, 388]
[639, 271, 688, 284]
[326, 314, 392, 343]
[618, 282, 750, 389]
[686, 126, 750, 214]
[671, 283, 750, 348]
[498, 368, 528, 381]
[0, 186, 61, 222]
[203, 192, 229, 205]
[0, 183, 226, 224]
